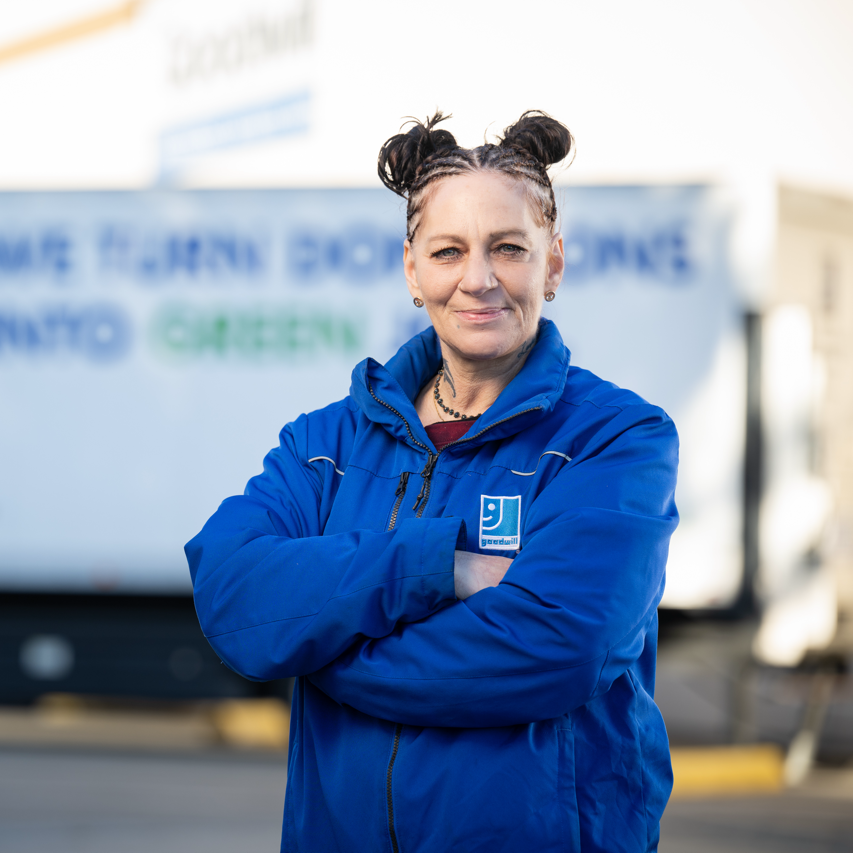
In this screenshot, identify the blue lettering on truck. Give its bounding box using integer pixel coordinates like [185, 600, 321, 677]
[563, 222, 693, 284]
[98, 226, 266, 281]
[0, 230, 73, 279]
[0, 303, 131, 362]
[286, 226, 403, 283]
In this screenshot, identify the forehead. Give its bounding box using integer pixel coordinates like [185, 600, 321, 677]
[417, 171, 543, 237]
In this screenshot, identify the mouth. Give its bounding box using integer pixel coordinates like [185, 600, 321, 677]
[453, 307, 509, 324]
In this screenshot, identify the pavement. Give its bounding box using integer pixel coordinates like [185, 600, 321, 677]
[0, 747, 287, 853]
[2, 611, 853, 853]
[661, 773, 853, 853]
[0, 741, 851, 853]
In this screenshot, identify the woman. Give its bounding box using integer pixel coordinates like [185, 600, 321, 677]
[186, 111, 679, 853]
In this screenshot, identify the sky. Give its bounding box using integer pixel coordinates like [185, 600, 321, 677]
[0, 0, 852, 194]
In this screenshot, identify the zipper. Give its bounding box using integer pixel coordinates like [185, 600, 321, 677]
[367, 381, 432, 454]
[367, 381, 438, 520]
[411, 452, 437, 516]
[368, 380, 542, 522]
[369, 383, 542, 852]
[387, 471, 410, 531]
[386, 723, 403, 853]
[410, 408, 543, 517]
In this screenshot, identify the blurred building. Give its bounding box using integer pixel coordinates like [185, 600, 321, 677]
[752, 188, 853, 664]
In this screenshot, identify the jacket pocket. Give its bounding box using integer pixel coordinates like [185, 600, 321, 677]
[558, 717, 582, 852]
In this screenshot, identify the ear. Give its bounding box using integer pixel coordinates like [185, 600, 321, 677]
[403, 239, 422, 301]
[546, 232, 565, 294]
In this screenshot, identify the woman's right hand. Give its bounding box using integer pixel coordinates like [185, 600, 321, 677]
[454, 551, 514, 600]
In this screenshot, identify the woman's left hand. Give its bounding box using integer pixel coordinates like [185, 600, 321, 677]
[454, 551, 513, 600]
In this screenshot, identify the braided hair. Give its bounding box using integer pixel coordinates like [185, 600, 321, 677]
[378, 110, 574, 243]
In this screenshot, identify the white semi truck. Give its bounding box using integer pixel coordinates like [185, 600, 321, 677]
[1, 183, 848, 700]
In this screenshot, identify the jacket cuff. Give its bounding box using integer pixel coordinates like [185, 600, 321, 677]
[400, 516, 465, 611]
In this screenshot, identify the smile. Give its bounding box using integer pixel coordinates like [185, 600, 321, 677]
[454, 308, 509, 324]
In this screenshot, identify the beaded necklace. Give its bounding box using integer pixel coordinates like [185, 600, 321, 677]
[433, 367, 483, 421]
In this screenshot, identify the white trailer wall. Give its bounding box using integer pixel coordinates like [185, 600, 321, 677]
[0, 186, 745, 607]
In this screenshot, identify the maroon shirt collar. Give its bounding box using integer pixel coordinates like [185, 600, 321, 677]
[423, 418, 478, 453]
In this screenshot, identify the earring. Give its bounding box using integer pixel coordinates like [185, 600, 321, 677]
[544, 291, 556, 302]
[413, 297, 424, 308]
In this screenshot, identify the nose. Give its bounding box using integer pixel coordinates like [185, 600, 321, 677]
[458, 251, 497, 297]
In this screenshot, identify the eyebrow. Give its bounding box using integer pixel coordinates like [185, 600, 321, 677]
[490, 229, 531, 241]
[425, 229, 531, 243]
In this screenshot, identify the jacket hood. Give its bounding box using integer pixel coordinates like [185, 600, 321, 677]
[349, 318, 571, 451]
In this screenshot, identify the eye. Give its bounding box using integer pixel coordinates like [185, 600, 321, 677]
[430, 246, 460, 260]
[495, 243, 526, 256]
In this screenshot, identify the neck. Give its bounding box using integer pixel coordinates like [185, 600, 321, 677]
[434, 336, 537, 419]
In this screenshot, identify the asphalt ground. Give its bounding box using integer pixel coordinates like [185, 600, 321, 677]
[661, 779, 853, 853]
[2, 617, 852, 852]
[1, 746, 852, 853]
[0, 747, 286, 853]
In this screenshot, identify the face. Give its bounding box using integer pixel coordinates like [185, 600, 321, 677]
[404, 171, 564, 366]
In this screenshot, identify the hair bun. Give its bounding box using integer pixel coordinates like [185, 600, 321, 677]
[500, 110, 573, 169]
[378, 112, 458, 197]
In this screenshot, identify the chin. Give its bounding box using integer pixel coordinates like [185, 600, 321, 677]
[447, 331, 517, 362]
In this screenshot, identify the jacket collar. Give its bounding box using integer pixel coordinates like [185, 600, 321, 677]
[350, 318, 571, 451]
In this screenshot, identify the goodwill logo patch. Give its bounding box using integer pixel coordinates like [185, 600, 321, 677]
[479, 495, 521, 550]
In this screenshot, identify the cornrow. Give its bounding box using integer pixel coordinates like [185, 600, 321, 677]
[378, 111, 572, 243]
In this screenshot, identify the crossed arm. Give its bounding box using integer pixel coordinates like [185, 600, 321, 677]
[188, 408, 678, 728]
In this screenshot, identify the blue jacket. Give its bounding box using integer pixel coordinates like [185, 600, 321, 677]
[187, 319, 679, 853]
